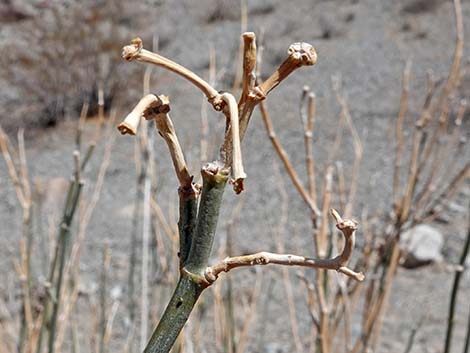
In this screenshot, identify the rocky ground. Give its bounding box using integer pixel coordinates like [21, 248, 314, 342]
[1, 0, 469, 352]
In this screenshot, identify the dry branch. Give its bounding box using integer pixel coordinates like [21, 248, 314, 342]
[122, 38, 223, 110]
[205, 209, 364, 283]
[259, 100, 320, 216]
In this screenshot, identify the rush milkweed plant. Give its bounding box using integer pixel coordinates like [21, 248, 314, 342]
[117, 34, 364, 353]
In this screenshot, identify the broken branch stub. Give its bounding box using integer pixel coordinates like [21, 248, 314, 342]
[258, 42, 317, 99]
[117, 94, 159, 135]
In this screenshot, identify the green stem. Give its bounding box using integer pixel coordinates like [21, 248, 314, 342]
[464, 302, 470, 353]
[178, 187, 198, 266]
[47, 180, 83, 353]
[444, 205, 470, 353]
[144, 165, 228, 353]
[184, 166, 228, 275]
[143, 274, 204, 353]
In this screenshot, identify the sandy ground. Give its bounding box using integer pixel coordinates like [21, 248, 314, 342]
[1, 0, 470, 352]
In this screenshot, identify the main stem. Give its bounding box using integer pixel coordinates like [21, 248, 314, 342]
[143, 274, 204, 353]
[443, 208, 470, 353]
[144, 164, 228, 353]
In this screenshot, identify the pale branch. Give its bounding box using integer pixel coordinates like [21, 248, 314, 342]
[393, 61, 411, 206]
[305, 91, 317, 203]
[333, 84, 363, 219]
[239, 32, 257, 107]
[117, 94, 197, 192]
[258, 42, 317, 99]
[117, 94, 156, 136]
[205, 209, 364, 283]
[259, 100, 321, 216]
[238, 38, 317, 141]
[122, 38, 223, 110]
[220, 92, 246, 193]
[0, 125, 27, 208]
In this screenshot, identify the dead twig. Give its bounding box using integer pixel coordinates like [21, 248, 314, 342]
[205, 209, 364, 283]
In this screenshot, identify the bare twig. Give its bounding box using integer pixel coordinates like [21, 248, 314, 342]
[122, 38, 222, 109]
[259, 100, 320, 216]
[205, 209, 364, 283]
[239, 32, 257, 107]
[393, 61, 412, 205]
[258, 42, 317, 98]
[220, 92, 246, 193]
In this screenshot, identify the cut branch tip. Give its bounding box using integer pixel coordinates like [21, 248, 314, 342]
[288, 42, 317, 66]
[122, 37, 143, 61]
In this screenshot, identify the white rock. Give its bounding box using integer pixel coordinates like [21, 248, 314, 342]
[401, 224, 444, 267]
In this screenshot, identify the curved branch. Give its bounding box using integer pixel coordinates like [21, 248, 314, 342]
[117, 94, 197, 191]
[205, 209, 364, 283]
[220, 92, 246, 194]
[122, 38, 223, 110]
[259, 100, 320, 216]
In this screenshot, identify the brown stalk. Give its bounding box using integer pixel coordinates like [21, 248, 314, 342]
[238, 38, 317, 141]
[17, 129, 31, 205]
[259, 100, 320, 216]
[258, 42, 317, 98]
[150, 199, 177, 244]
[305, 92, 317, 203]
[296, 272, 320, 330]
[0, 126, 26, 207]
[351, 242, 400, 353]
[316, 168, 334, 353]
[231, 0, 248, 96]
[274, 163, 303, 353]
[414, 99, 466, 211]
[336, 162, 347, 211]
[419, 163, 469, 223]
[394, 72, 436, 220]
[238, 32, 257, 107]
[393, 61, 412, 207]
[334, 273, 352, 353]
[200, 97, 209, 165]
[411, 0, 463, 197]
[333, 87, 363, 219]
[318, 166, 334, 257]
[235, 270, 263, 353]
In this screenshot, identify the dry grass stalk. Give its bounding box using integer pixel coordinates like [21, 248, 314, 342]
[393, 61, 412, 206]
[259, 100, 320, 216]
[235, 270, 263, 353]
[332, 81, 363, 219]
[305, 91, 318, 204]
[274, 165, 303, 353]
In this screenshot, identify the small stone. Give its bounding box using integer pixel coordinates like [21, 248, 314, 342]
[400, 224, 444, 268]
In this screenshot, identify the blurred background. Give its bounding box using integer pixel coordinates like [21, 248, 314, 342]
[0, 1, 469, 352]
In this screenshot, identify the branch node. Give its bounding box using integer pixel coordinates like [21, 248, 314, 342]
[288, 42, 318, 66]
[122, 37, 143, 61]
